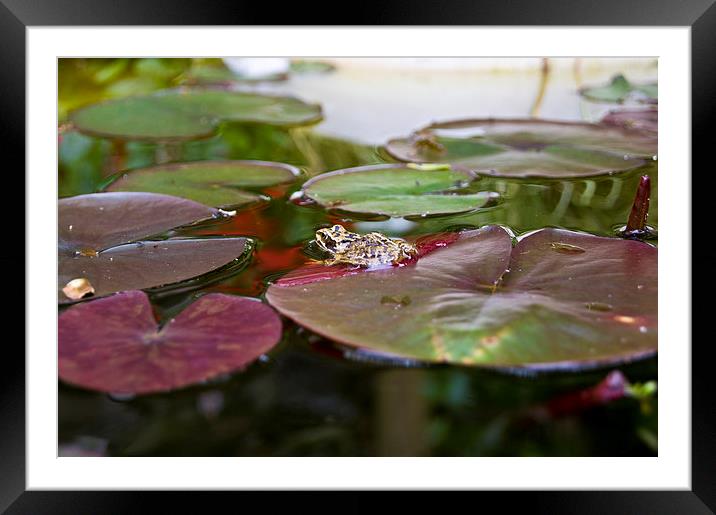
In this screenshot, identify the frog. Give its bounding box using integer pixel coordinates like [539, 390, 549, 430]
[314, 225, 418, 267]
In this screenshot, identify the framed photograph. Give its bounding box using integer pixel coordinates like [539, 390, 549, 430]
[5, 0, 711, 512]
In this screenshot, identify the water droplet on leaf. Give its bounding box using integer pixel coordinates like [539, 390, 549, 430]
[550, 242, 586, 254]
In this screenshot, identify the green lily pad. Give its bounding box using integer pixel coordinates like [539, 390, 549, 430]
[266, 225, 657, 370]
[70, 89, 323, 142]
[59, 290, 282, 394]
[385, 119, 656, 178]
[299, 164, 497, 218]
[105, 160, 300, 208]
[290, 60, 336, 74]
[59, 192, 248, 303]
[182, 63, 288, 85]
[580, 74, 658, 104]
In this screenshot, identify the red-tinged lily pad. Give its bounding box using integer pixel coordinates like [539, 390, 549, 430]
[70, 89, 323, 142]
[104, 160, 300, 208]
[266, 225, 657, 370]
[299, 164, 497, 218]
[601, 108, 658, 136]
[384, 119, 656, 178]
[59, 192, 247, 303]
[59, 290, 281, 394]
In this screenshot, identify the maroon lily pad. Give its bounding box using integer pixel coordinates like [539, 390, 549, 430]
[59, 192, 247, 303]
[59, 290, 282, 394]
[266, 225, 657, 370]
[601, 108, 658, 136]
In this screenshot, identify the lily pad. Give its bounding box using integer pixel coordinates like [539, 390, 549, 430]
[59, 290, 281, 394]
[299, 164, 497, 218]
[601, 108, 658, 136]
[70, 89, 323, 142]
[59, 192, 247, 303]
[385, 119, 656, 178]
[580, 74, 658, 104]
[104, 160, 300, 208]
[182, 63, 288, 85]
[266, 225, 657, 370]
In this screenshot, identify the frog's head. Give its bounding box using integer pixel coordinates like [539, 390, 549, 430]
[315, 224, 352, 254]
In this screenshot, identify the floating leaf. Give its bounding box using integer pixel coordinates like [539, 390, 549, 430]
[601, 108, 658, 136]
[59, 192, 247, 303]
[105, 160, 300, 208]
[182, 63, 288, 85]
[299, 164, 497, 218]
[385, 119, 656, 178]
[580, 74, 658, 104]
[267, 225, 657, 370]
[70, 89, 323, 141]
[290, 60, 336, 74]
[59, 291, 281, 394]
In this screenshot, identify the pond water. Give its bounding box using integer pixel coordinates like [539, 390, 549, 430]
[58, 58, 657, 457]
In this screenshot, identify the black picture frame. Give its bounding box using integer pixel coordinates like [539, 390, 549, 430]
[4, 0, 711, 512]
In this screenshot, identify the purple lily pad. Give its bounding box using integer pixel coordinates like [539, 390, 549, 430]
[59, 192, 247, 303]
[266, 225, 657, 370]
[601, 108, 658, 136]
[59, 290, 282, 394]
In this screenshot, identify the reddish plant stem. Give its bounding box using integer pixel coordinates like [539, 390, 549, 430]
[522, 370, 629, 422]
[544, 370, 628, 417]
[626, 175, 651, 233]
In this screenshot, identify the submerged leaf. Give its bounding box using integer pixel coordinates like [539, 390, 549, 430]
[59, 291, 281, 394]
[70, 89, 323, 141]
[58, 192, 247, 303]
[267, 225, 657, 370]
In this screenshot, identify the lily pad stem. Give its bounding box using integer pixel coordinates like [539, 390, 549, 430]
[530, 58, 551, 117]
[289, 127, 324, 176]
[155, 141, 183, 165]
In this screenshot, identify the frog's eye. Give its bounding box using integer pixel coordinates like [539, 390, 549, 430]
[332, 225, 343, 232]
[321, 238, 337, 250]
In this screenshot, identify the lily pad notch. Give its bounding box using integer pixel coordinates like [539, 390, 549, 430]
[59, 290, 282, 394]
